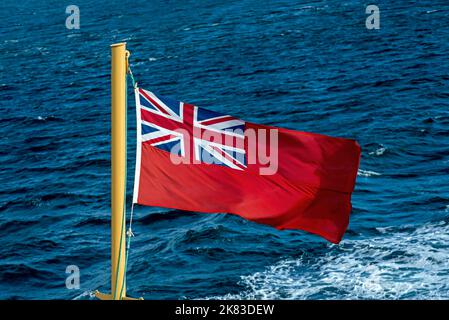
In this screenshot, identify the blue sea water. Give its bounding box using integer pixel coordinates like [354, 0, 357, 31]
[0, 0, 449, 300]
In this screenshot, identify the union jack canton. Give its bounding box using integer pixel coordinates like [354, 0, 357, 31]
[136, 88, 247, 170]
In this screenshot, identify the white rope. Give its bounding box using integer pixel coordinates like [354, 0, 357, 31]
[126, 203, 135, 243]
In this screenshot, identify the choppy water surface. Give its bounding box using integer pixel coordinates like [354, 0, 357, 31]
[0, 0, 449, 299]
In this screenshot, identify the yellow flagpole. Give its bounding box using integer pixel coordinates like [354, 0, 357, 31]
[95, 42, 133, 300]
[110, 42, 127, 300]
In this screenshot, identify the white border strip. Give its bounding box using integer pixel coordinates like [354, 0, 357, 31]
[132, 87, 142, 204]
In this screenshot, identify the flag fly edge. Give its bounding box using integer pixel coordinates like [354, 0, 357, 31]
[132, 87, 142, 203]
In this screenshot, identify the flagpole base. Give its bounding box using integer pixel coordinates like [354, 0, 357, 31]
[94, 290, 143, 300]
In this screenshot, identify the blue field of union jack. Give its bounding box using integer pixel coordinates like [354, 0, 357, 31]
[136, 88, 247, 170]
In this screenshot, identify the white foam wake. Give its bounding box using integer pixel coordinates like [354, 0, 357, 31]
[207, 221, 449, 300]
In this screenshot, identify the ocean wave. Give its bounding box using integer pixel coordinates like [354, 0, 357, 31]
[0, 115, 63, 126]
[0, 263, 55, 284]
[0, 219, 40, 233]
[74, 217, 108, 227]
[207, 221, 449, 300]
[357, 169, 381, 177]
[137, 210, 196, 225]
[72, 291, 95, 300]
[368, 146, 387, 156]
[180, 224, 232, 243]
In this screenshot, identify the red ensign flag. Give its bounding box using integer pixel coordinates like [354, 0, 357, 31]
[133, 88, 361, 243]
